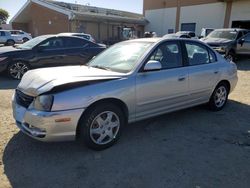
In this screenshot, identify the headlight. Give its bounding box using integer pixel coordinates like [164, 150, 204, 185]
[33, 95, 54, 111]
[0, 57, 7, 62]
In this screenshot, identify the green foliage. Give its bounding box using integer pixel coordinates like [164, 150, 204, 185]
[0, 8, 9, 24]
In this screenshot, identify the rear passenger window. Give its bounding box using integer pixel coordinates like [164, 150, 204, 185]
[149, 42, 182, 69]
[185, 42, 209, 65]
[64, 37, 89, 48]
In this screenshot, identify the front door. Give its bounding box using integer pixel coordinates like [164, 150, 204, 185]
[34, 37, 66, 68]
[237, 33, 250, 55]
[136, 41, 189, 120]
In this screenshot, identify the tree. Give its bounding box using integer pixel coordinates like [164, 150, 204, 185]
[0, 8, 9, 24]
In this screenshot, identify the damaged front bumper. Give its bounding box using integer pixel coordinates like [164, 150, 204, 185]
[12, 95, 85, 142]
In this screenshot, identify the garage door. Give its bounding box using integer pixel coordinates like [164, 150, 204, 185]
[232, 21, 250, 29]
[181, 23, 196, 32]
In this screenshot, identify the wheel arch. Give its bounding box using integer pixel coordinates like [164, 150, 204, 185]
[216, 80, 231, 92]
[76, 98, 129, 137]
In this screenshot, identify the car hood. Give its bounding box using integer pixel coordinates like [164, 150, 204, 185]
[201, 37, 233, 45]
[17, 66, 126, 96]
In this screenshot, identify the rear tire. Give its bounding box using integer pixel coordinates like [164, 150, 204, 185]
[5, 39, 15, 46]
[209, 83, 229, 111]
[78, 103, 125, 150]
[23, 37, 29, 43]
[7, 61, 30, 80]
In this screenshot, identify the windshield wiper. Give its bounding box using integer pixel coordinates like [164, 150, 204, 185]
[90, 65, 111, 71]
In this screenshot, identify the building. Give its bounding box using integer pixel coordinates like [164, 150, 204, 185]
[10, 0, 148, 43]
[144, 0, 250, 36]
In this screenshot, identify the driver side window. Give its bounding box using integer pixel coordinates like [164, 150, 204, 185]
[149, 42, 183, 69]
[39, 38, 64, 50]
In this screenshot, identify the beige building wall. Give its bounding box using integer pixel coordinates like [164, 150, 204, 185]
[145, 7, 177, 36]
[179, 2, 226, 35]
[230, 1, 250, 25]
[144, 0, 250, 36]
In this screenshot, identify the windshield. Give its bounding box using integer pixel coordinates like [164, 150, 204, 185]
[18, 35, 51, 49]
[207, 30, 237, 40]
[88, 41, 153, 73]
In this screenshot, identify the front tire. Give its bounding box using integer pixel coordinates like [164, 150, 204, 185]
[209, 83, 229, 111]
[7, 61, 30, 80]
[78, 103, 125, 150]
[225, 51, 235, 62]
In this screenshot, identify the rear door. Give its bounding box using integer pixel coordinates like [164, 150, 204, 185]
[136, 41, 189, 119]
[184, 41, 220, 103]
[62, 37, 94, 65]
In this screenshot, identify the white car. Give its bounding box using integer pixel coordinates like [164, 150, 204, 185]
[10, 30, 32, 43]
[58, 33, 96, 43]
[0, 30, 22, 46]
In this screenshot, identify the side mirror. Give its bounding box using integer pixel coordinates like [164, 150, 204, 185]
[37, 46, 45, 52]
[238, 38, 245, 46]
[144, 60, 162, 71]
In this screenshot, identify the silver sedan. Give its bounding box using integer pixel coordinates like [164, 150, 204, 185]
[12, 38, 238, 150]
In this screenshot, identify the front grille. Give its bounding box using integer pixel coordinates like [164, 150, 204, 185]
[15, 90, 34, 108]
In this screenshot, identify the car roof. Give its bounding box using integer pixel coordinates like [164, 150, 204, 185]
[214, 28, 249, 32]
[0, 30, 11, 32]
[126, 38, 162, 43]
[58, 33, 90, 36]
[125, 37, 203, 44]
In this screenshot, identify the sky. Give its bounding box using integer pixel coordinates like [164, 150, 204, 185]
[0, 0, 143, 23]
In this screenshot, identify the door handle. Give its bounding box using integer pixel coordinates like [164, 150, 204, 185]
[214, 70, 219, 74]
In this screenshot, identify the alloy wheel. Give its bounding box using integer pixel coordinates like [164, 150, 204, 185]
[90, 111, 120, 145]
[214, 86, 227, 108]
[9, 62, 29, 79]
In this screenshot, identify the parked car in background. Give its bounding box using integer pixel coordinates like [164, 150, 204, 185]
[12, 38, 238, 150]
[10, 30, 32, 43]
[199, 28, 214, 38]
[59, 33, 96, 43]
[144, 31, 157, 38]
[163, 33, 192, 39]
[176, 31, 197, 39]
[0, 35, 106, 79]
[0, 30, 23, 46]
[201, 28, 250, 61]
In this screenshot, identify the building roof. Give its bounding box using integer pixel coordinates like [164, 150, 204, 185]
[10, 0, 148, 25]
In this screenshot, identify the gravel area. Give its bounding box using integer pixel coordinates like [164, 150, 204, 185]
[0, 59, 250, 188]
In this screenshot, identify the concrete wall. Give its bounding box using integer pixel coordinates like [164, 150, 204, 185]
[230, 1, 250, 25]
[145, 7, 177, 36]
[179, 2, 226, 35]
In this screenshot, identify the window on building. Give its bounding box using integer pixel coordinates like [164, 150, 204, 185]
[181, 23, 196, 32]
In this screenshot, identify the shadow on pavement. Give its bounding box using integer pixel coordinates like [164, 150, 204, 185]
[3, 100, 250, 188]
[0, 76, 20, 90]
[236, 58, 250, 71]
